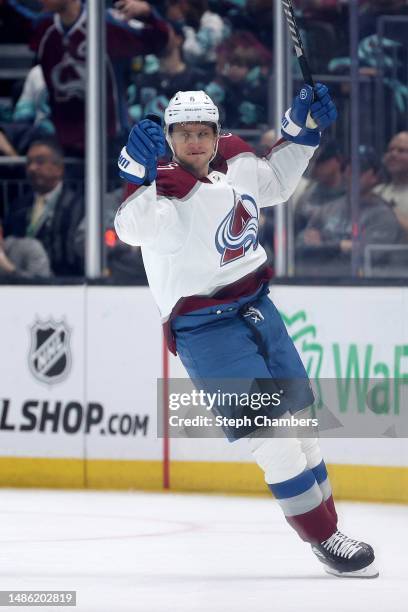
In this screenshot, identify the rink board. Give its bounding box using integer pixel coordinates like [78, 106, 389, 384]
[0, 284, 407, 502]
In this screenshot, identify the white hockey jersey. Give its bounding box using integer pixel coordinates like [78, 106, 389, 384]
[115, 134, 315, 320]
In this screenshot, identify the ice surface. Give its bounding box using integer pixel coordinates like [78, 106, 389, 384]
[0, 489, 406, 611]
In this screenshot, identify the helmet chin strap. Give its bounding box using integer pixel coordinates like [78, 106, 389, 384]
[209, 134, 220, 164]
[164, 128, 175, 157]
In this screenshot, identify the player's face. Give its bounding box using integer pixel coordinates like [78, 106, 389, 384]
[171, 123, 218, 178]
[384, 133, 408, 178]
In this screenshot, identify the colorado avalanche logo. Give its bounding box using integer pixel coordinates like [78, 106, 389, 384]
[215, 192, 259, 266]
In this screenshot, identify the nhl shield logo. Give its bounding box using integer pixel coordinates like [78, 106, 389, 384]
[28, 319, 71, 384]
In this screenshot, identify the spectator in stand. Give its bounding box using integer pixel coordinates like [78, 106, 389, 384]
[0, 64, 54, 155]
[295, 0, 348, 19]
[296, 0, 341, 8]
[6, 0, 169, 156]
[3, 137, 84, 276]
[205, 31, 271, 129]
[374, 132, 408, 237]
[222, 0, 273, 50]
[13, 64, 53, 131]
[0, 0, 32, 42]
[359, 0, 408, 40]
[166, 0, 226, 70]
[0, 109, 19, 219]
[294, 140, 346, 234]
[328, 1, 408, 145]
[0, 218, 51, 279]
[0, 130, 17, 157]
[294, 0, 347, 74]
[296, 147, 407, 276]
[128, 21, 207, 123]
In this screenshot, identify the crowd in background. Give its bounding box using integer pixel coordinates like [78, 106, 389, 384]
[0, 0, 407, 281]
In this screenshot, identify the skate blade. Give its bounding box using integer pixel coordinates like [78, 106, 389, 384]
[324, 561, 379, 579]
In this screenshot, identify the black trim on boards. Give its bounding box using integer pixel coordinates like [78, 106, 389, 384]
[0, 277, 407, 288]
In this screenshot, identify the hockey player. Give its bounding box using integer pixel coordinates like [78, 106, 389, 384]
[114, 87, 379, 579]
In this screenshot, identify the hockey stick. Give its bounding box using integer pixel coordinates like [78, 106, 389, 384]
[281, 0, 314, 87]
[281, 0, 317, 128]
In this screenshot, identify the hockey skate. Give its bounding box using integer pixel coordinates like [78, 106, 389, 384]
[311, 530, 379, 578]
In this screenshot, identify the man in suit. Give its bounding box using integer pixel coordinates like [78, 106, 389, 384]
[4, 137, 84, 276]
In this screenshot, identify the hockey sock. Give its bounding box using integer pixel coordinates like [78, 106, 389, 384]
[268, 469, 337, 543]
[248, 433, 337, 543]
[300, 438, 338, 523]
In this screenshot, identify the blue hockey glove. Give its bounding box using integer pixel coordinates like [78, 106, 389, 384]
[309, 83, 338, 131]
[282, 85, 320, 147]
[282, 83, 337, 147]
[118, 118, 166, 186]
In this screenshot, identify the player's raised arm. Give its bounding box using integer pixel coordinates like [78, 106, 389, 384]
[115, 118, 180, 249]
[118, 118, 166, 187]
[257, 82, 337, 207]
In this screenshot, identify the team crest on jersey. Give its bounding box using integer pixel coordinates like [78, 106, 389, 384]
[215, 191, 259, 266]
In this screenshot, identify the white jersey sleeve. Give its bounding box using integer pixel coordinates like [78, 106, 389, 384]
[114, 182, 185, 255]
[256, 139, 316, 208]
